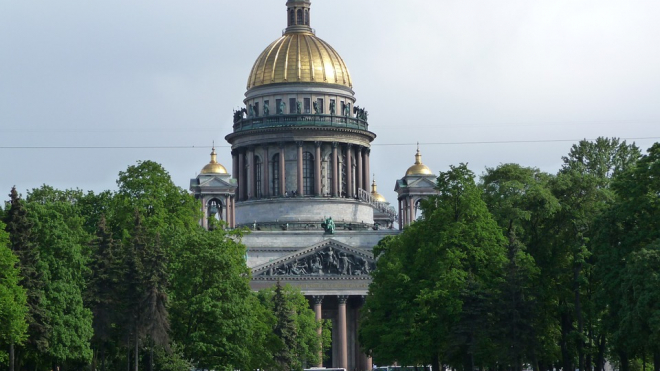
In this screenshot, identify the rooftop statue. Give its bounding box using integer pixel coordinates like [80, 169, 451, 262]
[322, 216, 335, 234]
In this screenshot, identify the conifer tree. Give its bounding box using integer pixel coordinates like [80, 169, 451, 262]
[3, 187, 48, 369]
[141, 233, 170, 371]
[273, 281, 298, 371]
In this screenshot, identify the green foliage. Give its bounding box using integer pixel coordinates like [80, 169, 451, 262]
[257, 282, 324, 371]
[25, 186, 94, 366]
[168, 225, 253, 371]
[362, 164, 507, 370]
[0, 220, 28, 365]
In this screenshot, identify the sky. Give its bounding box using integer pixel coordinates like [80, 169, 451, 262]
[2, 0, 660, 206]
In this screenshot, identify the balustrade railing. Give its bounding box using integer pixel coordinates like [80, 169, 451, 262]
[233, 113, 369, 132]
[357, 188, 397, 219]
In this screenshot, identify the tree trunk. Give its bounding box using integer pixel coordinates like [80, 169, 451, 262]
[431, 354, 440, 371]
[619, 351, 629, 371]
[150, 342, 154, 371]
[596, 334, 606, 371]
[561, 310, 573, 371]
[9, 342, 15, 371]
[134, 330, 139, 371]
[653, 351, 659, 371]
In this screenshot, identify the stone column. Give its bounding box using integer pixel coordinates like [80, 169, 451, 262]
[231, 196, 236, 227]
[346, 145, 353, 198]
[315, 142, 322, 196]
[357, 296, 372, 371]
[232, 151, 239, 198]
[238, 150, 246, 201]
[337, 295, 349, 370]
[279, 143, 286, 196]
[262, 146, 269, 198]
[356, 147, 363, 193]
[364, 149, 370, 193]
[332, 142, 339, 197]
[226, 196, 233, 228]
[409, 197, 415, 224]
[398, 199, 403, 230]
[297, 142, 304, 196]
[248, 147, 255, 199]
[313, 296, 324, 367]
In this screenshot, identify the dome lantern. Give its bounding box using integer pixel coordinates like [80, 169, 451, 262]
[371, 176, 387, 202]
[285, 0, 312, 34]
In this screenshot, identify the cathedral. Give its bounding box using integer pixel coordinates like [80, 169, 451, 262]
[189, 1, 438, 370]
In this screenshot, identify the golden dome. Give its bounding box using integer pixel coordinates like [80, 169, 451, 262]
[246, 32, 352, 90]
[371, 177, 387, 202]
[200, 147, 228, 175]
[405, 147, 433, 176]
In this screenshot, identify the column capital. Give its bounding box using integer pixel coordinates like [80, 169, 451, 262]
[296, 141, 304, 147]
[279, 141, 286, 149]
[332, 141, 338, 148]
[312, 295, 324, 305]
[337, 295, 349, 304]
[314, 141, 322, 148]
[346, 143, 353, 149]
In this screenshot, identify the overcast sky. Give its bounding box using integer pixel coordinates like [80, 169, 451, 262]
[2, 0, 659, 206]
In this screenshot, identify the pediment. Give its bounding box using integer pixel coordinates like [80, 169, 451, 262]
[251, 239, 375, 280]
[406, 176, 437, 188]
[199, 176, 234, 188]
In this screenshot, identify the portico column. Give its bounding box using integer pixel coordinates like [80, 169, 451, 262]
[297, 142, 304, 196]
[231, 196, 236, 227]
[315, 142, 322, 196]
[398, 199, 403, 230]
[346, 145, 353, 198]
[238, 150, 246, 201]
[332, 142, 339, 197]
[279, 143, 286, 196]
[337, 295, 349, 370]
[227, 196, 233, 228]
[358, 296, 372, 371]
[356, 147, 363, 193]
[313, 296, 324, 367]
[409, 197, 415, 224]
[262, 146, 269, 198]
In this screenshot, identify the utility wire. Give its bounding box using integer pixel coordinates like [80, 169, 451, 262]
[1, 136, 659, 149]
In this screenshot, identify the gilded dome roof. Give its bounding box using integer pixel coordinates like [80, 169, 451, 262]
[371, 178, 387, 202]
[405, 147, 433, 176]
[200, 147, 228, 175]
[247, 32, 352, 90]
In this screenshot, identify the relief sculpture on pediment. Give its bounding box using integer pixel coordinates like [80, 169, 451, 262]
[263, 246, 375, 277]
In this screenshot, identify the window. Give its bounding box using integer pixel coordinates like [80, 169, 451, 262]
[276, 99, 282, 114]
[272, 153, 280, 196]
[304, 98, 311, 114]
[316, 98, 324, 114]
[264, 100, 269, 115]
[330, 99, 336, 115]
[303, 152, 314, 195]
[255, 156, 262, 198]
[254, 102, 259, 117]
[297, 9, 303, 25]
[289, 10, 294, 26]
[289, 98, 297, 114]
[304, 9, 309, 25]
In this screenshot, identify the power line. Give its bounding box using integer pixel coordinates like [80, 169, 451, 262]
[0, 136, 658, 150]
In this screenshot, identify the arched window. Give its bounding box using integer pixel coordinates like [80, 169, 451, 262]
[207, 198, 223, 222]
[255, 156, 262, 198]
[289, 9, 294, 26]
[302, 152, 314, 195]
[272, 153, 280, 196]
[297, 9, 303, 25]
[304, 9, 309, 25]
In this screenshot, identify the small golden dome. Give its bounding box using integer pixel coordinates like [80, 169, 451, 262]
[371, 177, 387, 202]
[247, 31, 352, 90]
[405, 147, 433, 176]
[200, 147, 228, 175]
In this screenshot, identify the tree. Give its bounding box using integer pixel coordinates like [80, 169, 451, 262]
[257, 282, 325, 371]
[168, 225, 254, 371]
[361, 164, 507, 371]
[480, 164, 560, 371]
[3, 187, 49, 370]
[551, 138, 640, 371]
[141, 233, 170, 371]
[25, 186, 94, 368]
[0, 220, 28, 371]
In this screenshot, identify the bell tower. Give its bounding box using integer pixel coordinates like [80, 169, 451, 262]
[285, 0, 312, 32]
